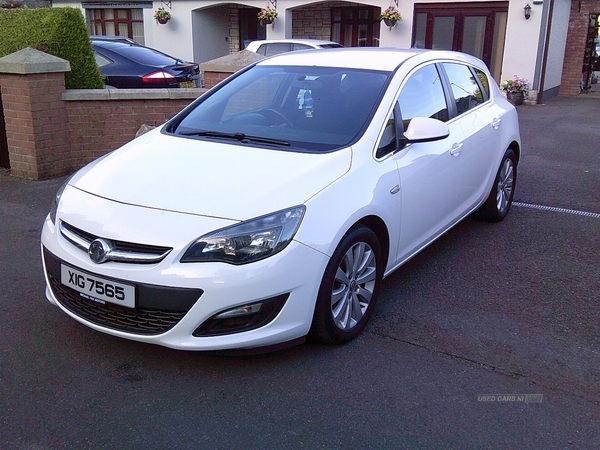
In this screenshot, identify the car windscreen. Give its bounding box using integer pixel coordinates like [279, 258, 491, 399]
[108, 44, 179, 66]
[172, 65, 390, 152]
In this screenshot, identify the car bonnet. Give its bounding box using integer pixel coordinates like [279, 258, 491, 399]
[69, 128, 352, 221]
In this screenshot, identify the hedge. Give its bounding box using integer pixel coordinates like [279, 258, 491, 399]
[0, 7, 103, 89]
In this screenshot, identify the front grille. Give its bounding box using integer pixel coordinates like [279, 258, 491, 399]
[60, 221, 172, 264]
[49, 277, 186, 334]
[44, 248, 203, 335]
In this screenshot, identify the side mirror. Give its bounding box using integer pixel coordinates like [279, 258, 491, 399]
[403, 117, 450, 143]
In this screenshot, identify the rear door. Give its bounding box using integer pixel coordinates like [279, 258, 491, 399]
[440, 62, 500, 208]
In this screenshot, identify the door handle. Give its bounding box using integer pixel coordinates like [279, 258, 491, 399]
[492, 117, 501, 129]
[450, 143, 463, 156]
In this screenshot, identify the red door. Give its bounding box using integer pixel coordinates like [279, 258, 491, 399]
[412, 2, 508, 81]
[331, 7, 380, 47]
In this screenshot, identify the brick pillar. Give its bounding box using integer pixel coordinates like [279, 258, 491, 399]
[0, 48, 71, 180]
[199, 50, 265, 88]
[559, 1, 600, 96]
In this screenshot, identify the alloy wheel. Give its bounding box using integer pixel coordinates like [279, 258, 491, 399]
[496, 157, 514, 214]
[330, 241, 377, 330]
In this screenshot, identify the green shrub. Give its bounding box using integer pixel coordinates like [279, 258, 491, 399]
[0, 7, 103, 89]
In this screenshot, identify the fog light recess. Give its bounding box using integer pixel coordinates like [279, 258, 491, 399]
[193, 294, 289, 337]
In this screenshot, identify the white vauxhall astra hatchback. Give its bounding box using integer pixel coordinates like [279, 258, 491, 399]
[41, 48, 521, 352]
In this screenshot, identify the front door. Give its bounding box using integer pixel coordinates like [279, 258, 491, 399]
[240, 8, 266, 50]
[331, 7, 380, 47]
[412, 2, 508, 82]
[393, 63, 467, 261]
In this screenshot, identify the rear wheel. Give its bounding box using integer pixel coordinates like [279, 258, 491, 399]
[311, 226, 383, 344]
[478, 149, 517, 222]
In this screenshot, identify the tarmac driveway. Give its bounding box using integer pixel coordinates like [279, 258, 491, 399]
[0, 95, 599, 449]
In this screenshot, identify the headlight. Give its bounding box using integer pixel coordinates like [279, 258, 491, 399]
[181, 206, 305, 265]
[49, 177, 72, 225]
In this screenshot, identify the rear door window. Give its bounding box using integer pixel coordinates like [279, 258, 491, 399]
[442, 63, 485, 115]
[262, 43, 293, 56]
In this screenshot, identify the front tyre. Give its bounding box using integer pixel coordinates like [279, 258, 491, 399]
[478, 149, 517, 222]
[311, 226, 383, 344]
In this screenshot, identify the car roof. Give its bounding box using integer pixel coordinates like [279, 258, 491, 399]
[246, 39, 341, 48]
[256, 47, 487, 72]
[91, 35, 139, 45]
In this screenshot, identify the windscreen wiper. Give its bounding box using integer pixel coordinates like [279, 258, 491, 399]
[180, 130, 290, 146]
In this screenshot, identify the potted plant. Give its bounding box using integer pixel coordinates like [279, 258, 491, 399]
[500, 75, 530, 105]
[154, 7, 171, 25]
[257, 6, 278, 26]
[380, 6, 402, 28]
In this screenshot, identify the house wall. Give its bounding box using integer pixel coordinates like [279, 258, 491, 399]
[190, 5, 231, 64]
[291, 3, 334, 41]
[142, 0, 548, 90]
[560, 0, 600, 95]
[542, 0, 570, 97]
[51, 0, 581, 96]
[500, 1, 546, 89]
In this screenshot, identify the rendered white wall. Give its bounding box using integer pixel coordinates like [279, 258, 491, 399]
[544, 0, 570, 90]
[191, 6, 231, 63]
[501, 1, 544, 85]
[51, 1, 83, 12]
[145, 2, 195, 62]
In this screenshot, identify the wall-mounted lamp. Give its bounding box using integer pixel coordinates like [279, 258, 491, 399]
[524, 3, 531, 20]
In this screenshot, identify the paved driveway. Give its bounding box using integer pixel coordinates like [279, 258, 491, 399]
[0, 96, 598, 449]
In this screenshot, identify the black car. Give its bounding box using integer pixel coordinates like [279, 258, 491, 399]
[91, 36, 200, 89]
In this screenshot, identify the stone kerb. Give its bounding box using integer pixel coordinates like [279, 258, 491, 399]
[0, 48, 71, 180]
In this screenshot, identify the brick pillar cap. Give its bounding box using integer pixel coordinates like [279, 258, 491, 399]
[0, 47, 71, 74]
[199, 50, 265, 74]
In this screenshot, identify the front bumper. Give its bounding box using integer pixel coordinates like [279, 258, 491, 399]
[41, 195, 328, 351]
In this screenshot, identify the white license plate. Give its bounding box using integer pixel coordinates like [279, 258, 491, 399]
[61, 264, 135, 308]
[179, 80, 196, 88]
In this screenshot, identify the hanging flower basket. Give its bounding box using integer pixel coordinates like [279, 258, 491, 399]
[258, 7, 278, 26]
[380, 6, 402, 28]
[154, 7, 171, 25]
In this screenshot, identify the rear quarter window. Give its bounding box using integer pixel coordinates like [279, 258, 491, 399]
[93, 51, 112, 68]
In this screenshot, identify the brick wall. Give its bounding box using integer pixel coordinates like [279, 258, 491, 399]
[0, 67, 203, 179]
[292, 4, 333, 40]
[229, 7, 241, 53]
[560, 0, 600, 96]
[203, 71, 232, 88]
[64, 95, 195, 171]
